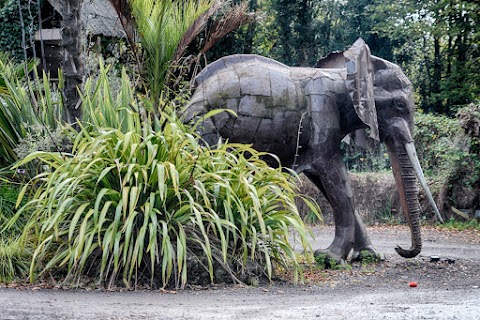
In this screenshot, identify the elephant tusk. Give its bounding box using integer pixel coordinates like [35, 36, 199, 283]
[404, 142, 444, 223]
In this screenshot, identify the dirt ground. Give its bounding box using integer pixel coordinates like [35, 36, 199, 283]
[0, 225, 479, 320]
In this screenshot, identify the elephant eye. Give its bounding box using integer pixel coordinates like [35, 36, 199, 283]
[393, 99, 407, 113]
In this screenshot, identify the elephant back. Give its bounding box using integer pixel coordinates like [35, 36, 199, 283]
[194, 54, 289, 86]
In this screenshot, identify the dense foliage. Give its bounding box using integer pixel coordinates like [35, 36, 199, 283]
[341, 111, 479, 180]
[414, 109, 479, 220]
[0, 0, 38, 61]
[414, 112, 468, 177]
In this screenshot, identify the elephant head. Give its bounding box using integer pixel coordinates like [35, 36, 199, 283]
[372, 56, 444, 257]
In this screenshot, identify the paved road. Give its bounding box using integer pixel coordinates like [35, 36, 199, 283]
[1, 225, 479, 320]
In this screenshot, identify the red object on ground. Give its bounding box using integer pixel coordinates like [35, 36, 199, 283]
[409, 281, 418, 287]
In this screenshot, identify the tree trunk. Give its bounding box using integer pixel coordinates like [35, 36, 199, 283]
[61, 0, 83, 124]
[432, 36, 442, 112]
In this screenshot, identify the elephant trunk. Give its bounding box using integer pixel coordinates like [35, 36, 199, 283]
[404, 142, 444, 223]
[388, 144, 422, 258]
[385, 117, 441, 258]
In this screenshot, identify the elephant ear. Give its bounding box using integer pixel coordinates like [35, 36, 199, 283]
[343, 38, 379, 141]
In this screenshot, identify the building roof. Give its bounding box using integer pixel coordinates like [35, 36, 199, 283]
[46, 0, 126, 38]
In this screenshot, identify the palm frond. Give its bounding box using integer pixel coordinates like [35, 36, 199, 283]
[173, 1, 224, 64]
[200, 2, 256, 54]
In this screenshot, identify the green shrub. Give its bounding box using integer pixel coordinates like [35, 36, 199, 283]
[0, 181, 27, 235]
[413, 110, 480, 196]
[340, 112, 472, 176]
[11, 67, 318, 289]
[413, 112, 468, 177]
[0, 236, 31, 283]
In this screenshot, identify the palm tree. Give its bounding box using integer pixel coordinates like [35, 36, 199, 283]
[129, 0, 216, 107]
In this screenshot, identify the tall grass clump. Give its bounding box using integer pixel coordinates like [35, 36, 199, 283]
[11, 66, 318, 289]
[0, 54, 64, 170]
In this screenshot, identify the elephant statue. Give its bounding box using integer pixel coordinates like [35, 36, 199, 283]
[185, 38, 441, 263]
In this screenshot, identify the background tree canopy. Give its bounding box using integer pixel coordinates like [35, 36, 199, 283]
[1, 0, 477, 114]
[205, 0, 479, 115]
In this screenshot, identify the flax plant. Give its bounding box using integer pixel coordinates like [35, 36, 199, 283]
[0, 52, 36, 95]
[0, 56, 63, 168]
[11, 67, 317, 288]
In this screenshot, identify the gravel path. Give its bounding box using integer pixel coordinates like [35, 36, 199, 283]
[1, 225, 479, 320]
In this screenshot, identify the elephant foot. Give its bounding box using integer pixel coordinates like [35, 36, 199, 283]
[314, 248, 348, 269]
[351, 246, 385, 263]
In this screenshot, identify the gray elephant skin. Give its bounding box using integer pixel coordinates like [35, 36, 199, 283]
[185, 38, 441, 263]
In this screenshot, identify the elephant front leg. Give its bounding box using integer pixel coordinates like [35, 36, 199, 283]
[306, 151, 357, 263]
[351, 212, 384, 262]
[306, 154, 383, 264]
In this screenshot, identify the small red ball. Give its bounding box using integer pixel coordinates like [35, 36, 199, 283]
[409, 281, 418, 287]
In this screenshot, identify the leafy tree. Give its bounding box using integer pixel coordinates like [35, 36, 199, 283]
[269, 0, 320, 66]
[249, 0, 479, 114]
[342, 0, 395, 60]
[434, 0, 480, 114]
[313, 0, 349, 56]
[369, 0, 480, 114]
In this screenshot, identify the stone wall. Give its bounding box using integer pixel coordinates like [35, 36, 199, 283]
[297, 172, 403, 225]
